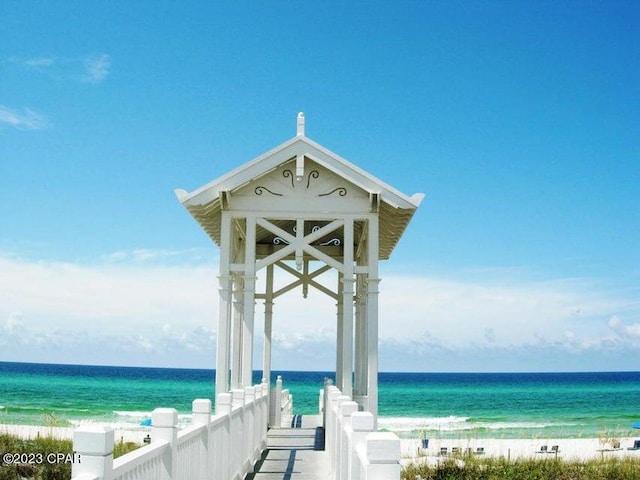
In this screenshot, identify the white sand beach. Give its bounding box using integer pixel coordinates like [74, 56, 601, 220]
[401, 437, 640, 467]
[0, 423, 149, 444]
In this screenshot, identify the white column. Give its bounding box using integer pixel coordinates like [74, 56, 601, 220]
[242, 215, 257, 387]
[341, 218, 354, 398]
[354, 273, 368, 400]
[216, 211, 232, 403]
[263, 264, 274, 384]
[336, 273, 343, 390]
[231, 274, 244, 389]
[366, 215, 380, 426]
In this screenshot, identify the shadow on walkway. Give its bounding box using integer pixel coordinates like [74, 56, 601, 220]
[245, 416, 327, 480]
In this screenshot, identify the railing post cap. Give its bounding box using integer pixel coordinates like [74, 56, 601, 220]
[366, 432, 401, 461]
[152, 408, 178, 427]
[73, 426, 115, 455]
[351, 411, 375, 430]
[192, 398, 212, 413]
[339, 400, 359, 417]
[336, 394, 351, 406]
[217, 392, 232, 404]
[328, 389, 341, 400]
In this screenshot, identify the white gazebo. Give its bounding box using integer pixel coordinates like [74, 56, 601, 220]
[175, 113, 423, 422]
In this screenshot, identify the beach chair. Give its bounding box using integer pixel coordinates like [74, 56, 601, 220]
[627, 440, 640, 451]
[439, 447, 448, 456]
[537, 445, 548, 454]
[451, 447, 460, 455]
[474, 447, 485, 455]
[550, 445, 560, 454]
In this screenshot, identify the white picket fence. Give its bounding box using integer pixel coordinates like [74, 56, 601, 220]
[71, 377, 399, 480]
[71, 379, 272, 480]
[323, 382, 401, 480]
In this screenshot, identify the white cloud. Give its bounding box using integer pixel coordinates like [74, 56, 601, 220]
[82, 54, 110, 83]
[0, 252, 637, 371]
[7, 54, 111, 84]
[0, 105, 49, 130]
[23, 57, 55, 68]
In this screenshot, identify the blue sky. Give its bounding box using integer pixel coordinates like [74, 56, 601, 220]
[1, 1, 638, 372]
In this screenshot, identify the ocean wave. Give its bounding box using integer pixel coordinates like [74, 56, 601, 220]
[378, 416, 470, 432]
[378, 416, 577, 433]
[113, 410, 153, 419]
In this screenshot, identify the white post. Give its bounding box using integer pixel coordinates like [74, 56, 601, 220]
[333, 394, 351, 477]
[326, 386, 341, 470]
[192, 398, 211, 425]
[362, 432, 401, 479]
[354, 272, 368, 406]
[231, 274, 244, 389]
[349, 412, 375, 479]
[215, 393, 232, 480]
[341, 218, 354, 397]
[216, 211, 232, 400]
[261, 378, 269, 449]
[72, 426, 114, 480]
[338, 400, 358, 480]
[242, 215, 257, 387]
[336, 274, 344, 390]
[263, 264, 274, 384]
[367, 215, 380, 426]
[151, 408, 178, 479]
[231, 389, 245, 480]
[244, 386, 257, 469]
[270, 375, 283, 428]
[192, 399, 212, 479]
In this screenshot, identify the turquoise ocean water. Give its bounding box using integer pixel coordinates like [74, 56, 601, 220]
[1, 362, 639, 440]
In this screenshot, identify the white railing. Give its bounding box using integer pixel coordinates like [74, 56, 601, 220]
[71, 379, 270, 480]
[323, 382, 401, 480]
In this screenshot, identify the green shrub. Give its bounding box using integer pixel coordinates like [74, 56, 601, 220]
[402, 456, 640, 480]
[0, 432, 140, 480]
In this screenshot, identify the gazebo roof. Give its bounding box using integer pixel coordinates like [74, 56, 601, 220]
[175, 114, 424, 260]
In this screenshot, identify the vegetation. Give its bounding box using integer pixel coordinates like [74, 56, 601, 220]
[0, 433, 140, 480]
[402, 455, 640, 480]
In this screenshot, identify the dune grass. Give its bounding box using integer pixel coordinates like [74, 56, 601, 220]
[402, 455, 640, 480]
[0, 433, 139, 480]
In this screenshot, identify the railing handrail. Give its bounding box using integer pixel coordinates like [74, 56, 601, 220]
[71, 378, 271, 480]
[112, 439, 169, 475]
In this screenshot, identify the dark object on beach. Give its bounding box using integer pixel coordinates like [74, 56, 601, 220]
[421, 438, 429, 449]
[628, 439, 640, 451]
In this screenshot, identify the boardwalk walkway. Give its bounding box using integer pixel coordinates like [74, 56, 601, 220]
[245, 414, 330, 480]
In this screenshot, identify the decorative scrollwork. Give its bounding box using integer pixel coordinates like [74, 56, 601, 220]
[306, 170, 319, 189]
[311, 225, 321, 233]
[282, 169, 295, 188]
[320, 238, 341, 246]
[273, 237, 289, 245]
[254, 186, 283, 196]
[318, 187, 347, 197]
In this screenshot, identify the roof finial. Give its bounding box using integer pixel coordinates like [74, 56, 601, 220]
[296, 112, 305, 136]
